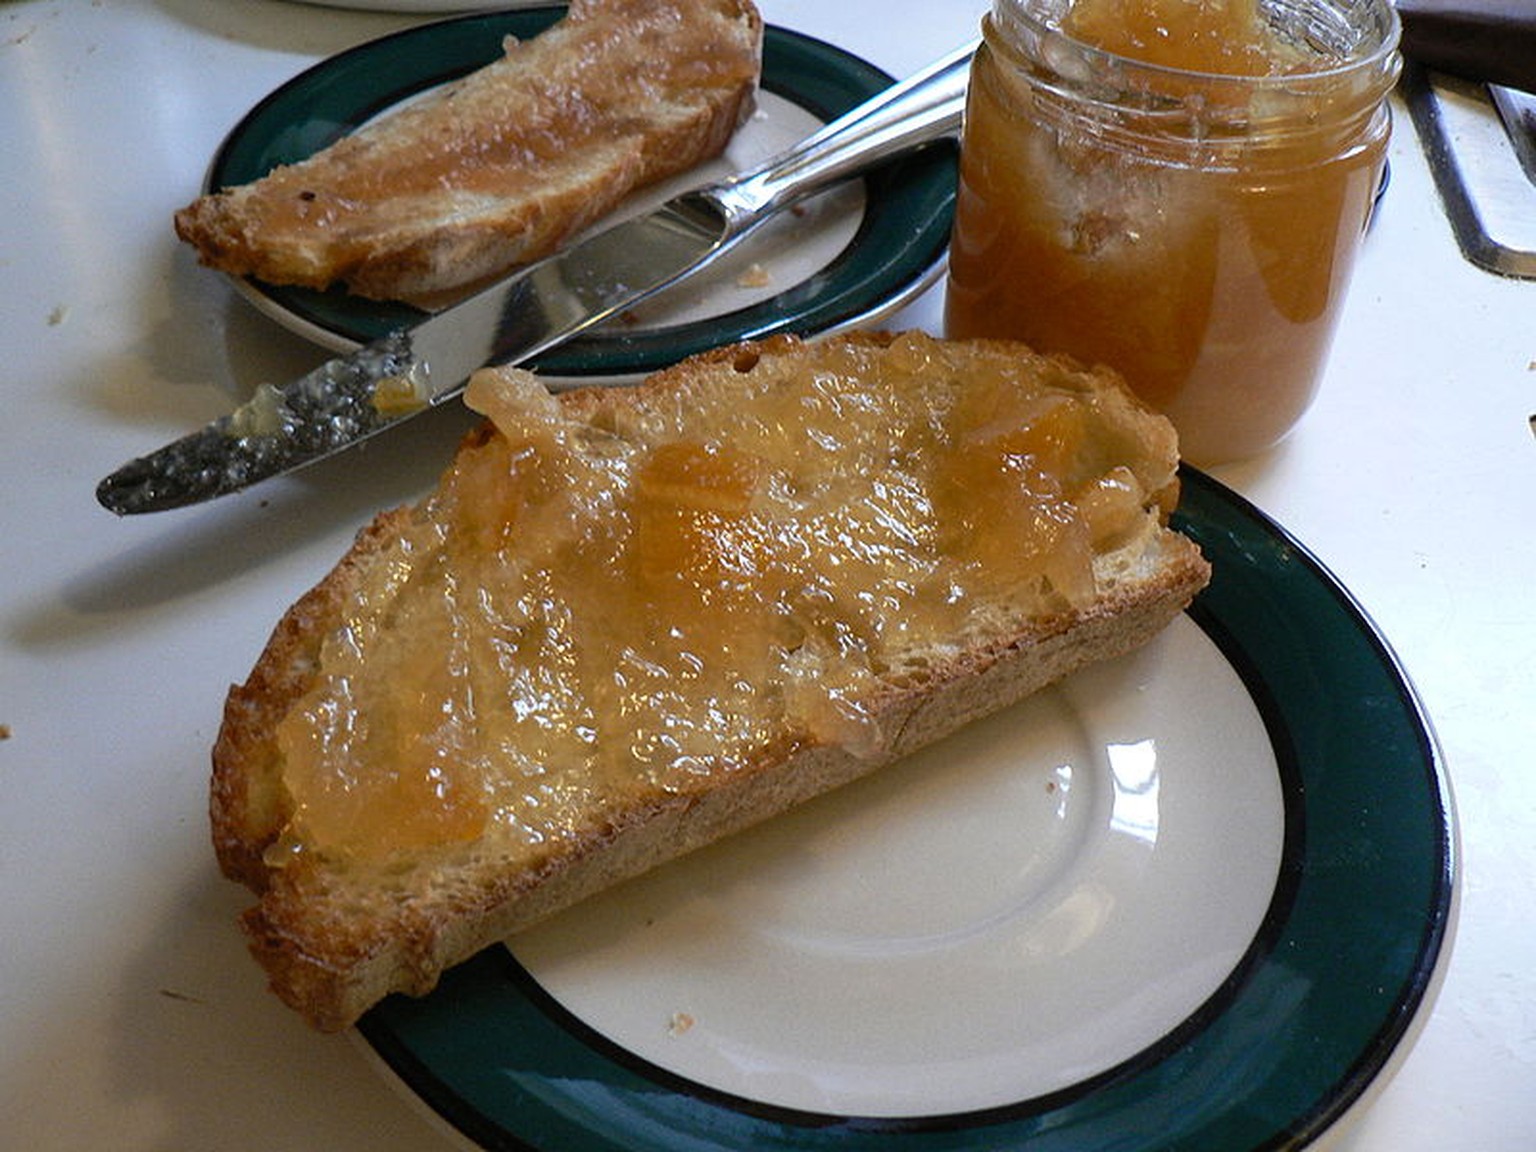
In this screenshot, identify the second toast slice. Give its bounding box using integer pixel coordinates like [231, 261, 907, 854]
[175, 0, 763, 303]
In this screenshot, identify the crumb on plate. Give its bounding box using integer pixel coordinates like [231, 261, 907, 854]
[736, 262, 771, 289]
[668, 1011, 695, 1037]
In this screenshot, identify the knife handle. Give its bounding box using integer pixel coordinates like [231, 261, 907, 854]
[710, 40, 975, 229]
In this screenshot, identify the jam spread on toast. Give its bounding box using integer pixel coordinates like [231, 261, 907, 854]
[267, 333, 1172, 865]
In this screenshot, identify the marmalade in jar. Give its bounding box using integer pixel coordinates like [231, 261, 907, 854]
[945, 0, 1401, 464]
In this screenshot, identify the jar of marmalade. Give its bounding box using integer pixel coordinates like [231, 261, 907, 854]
[944, 0, 1401, 464]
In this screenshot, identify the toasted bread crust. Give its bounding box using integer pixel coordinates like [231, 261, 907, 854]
[174, 0, 763, 303]
[212, 511, 413, 891]
[211, 332, 1211, 1031]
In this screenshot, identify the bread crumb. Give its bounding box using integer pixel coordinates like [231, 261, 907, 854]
[736, 262, 771, 289]
[48, 305, 68, 327]
[667, 1011, 695, 1036]
[0, 723, 10, 740]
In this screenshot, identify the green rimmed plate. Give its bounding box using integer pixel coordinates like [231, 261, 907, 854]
[355, 468, 1455, 1151]
[200, 9, 956, 379]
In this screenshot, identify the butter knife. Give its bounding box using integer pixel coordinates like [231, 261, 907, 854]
[1488, 84, 1536, 185]
[97, 42, 974, 515]
[1398, 0, 1536, 183]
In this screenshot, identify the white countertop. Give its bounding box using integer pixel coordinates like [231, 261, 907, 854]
[2, 1, 1533, 1148]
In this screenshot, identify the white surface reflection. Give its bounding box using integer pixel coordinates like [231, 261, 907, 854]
[1108, 738, 1160, 846]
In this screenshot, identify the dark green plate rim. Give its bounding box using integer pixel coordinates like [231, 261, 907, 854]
[203, 8, 957, 377]
[356, 467, 1454, 1151]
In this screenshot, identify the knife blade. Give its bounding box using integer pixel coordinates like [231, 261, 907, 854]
[97, 42, 974, 516]
[1397, 0, 1536, 187]
[1488, 84, 1536, 185]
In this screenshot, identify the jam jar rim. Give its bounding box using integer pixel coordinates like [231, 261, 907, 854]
[986, 0, 1402, 97]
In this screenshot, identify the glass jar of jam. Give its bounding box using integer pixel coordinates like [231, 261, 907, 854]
[944, 0, 1402, 464]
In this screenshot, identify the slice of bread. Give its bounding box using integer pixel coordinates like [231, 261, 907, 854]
[211, 330, 1211, 1031]
[174, 0, 763, 304]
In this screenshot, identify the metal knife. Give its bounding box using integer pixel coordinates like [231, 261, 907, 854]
[1489, 84, 1536, 185]
[97, 42, 974, 516]
[1398, 0, 1536, 186]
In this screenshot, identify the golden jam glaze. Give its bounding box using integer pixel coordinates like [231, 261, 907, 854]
[1062, 0, 1305, 75]
[267, 335, 1172, 865]
[945, 0, 1400, 464]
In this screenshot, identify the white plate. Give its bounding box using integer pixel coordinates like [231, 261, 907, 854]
[513, 613, 1282, 1117]
[357, 470, 1456, 1151]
